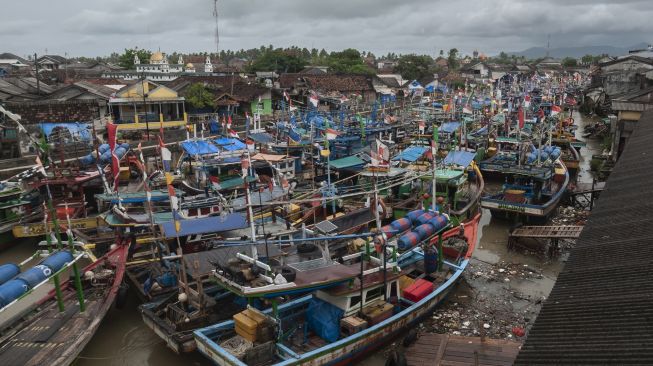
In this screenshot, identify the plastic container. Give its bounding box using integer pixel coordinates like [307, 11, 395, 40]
[424, 247, 439, 274]
[405, 210, 425, 223]
[41, 251, 73, 272]
[120, 143, 130, 150]
[389, 218, 412, 233]
[427, 215, 449, 232]
[98, 143, 110, 153]
[14, 265, 49, 288]
[114, 147, 127, 158]
[0, 264, 20, 285]
[414, 223, 435, 240]
[0, 279, 28, 307]
[402, 278, 434, 302]
[415, 212, 435, 225]
[380, 225, 395, 239]
[398, 232, 420, 250]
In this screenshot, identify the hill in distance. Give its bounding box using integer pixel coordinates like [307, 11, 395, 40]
[508, 42, 649, 59]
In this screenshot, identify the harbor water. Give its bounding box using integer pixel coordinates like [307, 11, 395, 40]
[0, 113, 601, 366]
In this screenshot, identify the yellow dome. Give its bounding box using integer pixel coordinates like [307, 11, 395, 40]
[185, 63, 195, 69]
[150, 51, 164, 63]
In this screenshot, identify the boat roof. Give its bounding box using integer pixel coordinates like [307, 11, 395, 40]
[392, 146, 428, 162]
[443, 150, 476, 168]
[160, 213, 248, 238]
[95, 189, 175, 204]
[440, 121, 461, 133]
[329, 155, 366, 169]
[181, 140, 220, 155]
[183, 244, 285, 279]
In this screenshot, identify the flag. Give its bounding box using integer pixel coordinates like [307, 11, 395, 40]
[371, 139, 389, 166]
[551, 105, 562, 116]
[325, 128, 339, 140]
[518, 107, 525, 129]
[524, 95, 531, 108]
[246, 139, 255, 151]
[418, 120, 426, 134]
[462, 107, 472, 114]
[241, 156, 250, 178]
[228, 129, 239, 138]
[283, 90, 290, 101]
[309, 92, 319, 108]
[227, 115, 232, 129]
[35, 156, 46, 176]
[340, 95, 348, 104]
[432, 125, 439, 156]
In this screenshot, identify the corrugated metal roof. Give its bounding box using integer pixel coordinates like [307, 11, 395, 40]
[515, 109, 653, 365]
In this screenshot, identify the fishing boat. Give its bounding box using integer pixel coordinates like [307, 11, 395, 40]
[192, 212, 480, 366]
[480, 153, 569, 223]
[0, 240, 129, 366]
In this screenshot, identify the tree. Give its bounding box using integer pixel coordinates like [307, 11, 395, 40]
[118, 48, 152, 69]
[562, 57, 578, 67]
[394, 54, 435, 81]
[185, 83, 216, 110]
[447, 48, 459, 70]
[248, 49, 307, 73]
[327, 48, 375, 74]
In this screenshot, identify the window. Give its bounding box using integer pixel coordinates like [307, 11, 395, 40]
[188, 208, 198, 216]
[349, 295, 361, 309]
[200, 207, 210, 215]
[365, 287, 383, 304]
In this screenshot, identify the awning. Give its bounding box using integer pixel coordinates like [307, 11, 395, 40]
[181, 140, 220, 155]
[392, 146, 428, 162]
[440, 122, 461, 134]
[160, 213, 248, 238]
[443, 150, 476, 168]
[251, 153, 289, 162]
[329, 156, 366, 169]
[214, 137, 246, 151]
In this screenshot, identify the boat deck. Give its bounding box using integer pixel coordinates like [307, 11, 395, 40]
[404, 333, 521, 366]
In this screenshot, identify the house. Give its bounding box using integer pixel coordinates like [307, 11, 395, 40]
[300, 66, 328, 75]
[0, 53, 30, 66]
[279, 74, 376, 106]
[108, 80, 187, 130]
[597, 56, 653, 96]
[45, 81, 116, 102]
[434, 57, 449, 70]
[0, 77, 56, 102]
[460, 61, 491, 79]
[36, 55, 67, 70]
[374, 74, 408, 98]
[377, 60, 398, 70]
[610, 86, 653, 158]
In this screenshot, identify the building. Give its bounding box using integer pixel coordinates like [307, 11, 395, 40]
[108, 80, 187, 131]
[36, 55, 67, 70]
[0, 77, 56, 102]
[609, 86, 653, 158]
[45, 81, 116, 102]
[102, 53, 225, 82]
[279, 73, 377, 106]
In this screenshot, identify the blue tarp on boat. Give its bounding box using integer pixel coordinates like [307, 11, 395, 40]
[160, 213, 248, 238]
[214, 137, 246, 151]
[250, 132, 274, 144]
[392, 146, 428, 162]
[443, 150, 476, 168]
[40, 122, 91, 141]
[440, 122, 461, 134]
[181, 140, 220, 155]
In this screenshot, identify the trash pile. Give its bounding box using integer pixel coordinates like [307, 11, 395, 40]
[421, 260, 550, 341]
[552, 205, 589, 225]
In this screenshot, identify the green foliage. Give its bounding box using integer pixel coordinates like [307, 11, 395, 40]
[248, 48, 307, 73]
[447, 48, 459, 70]
[394, 54, 435, 81]
[580, 54, 609, 65]
[327, 49, 374, 75]
[118, 48, 152, 69]
[185, 83, 216, 110]
[562, 57, 578, 67]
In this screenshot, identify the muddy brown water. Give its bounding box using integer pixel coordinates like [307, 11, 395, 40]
[0, 113, 601, 365]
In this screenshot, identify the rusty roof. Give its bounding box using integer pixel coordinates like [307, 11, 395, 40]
[515, 109, 653, 365]
[279, 73, 374, 92]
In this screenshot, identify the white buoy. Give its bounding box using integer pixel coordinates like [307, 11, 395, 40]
[110, 244, 118, 251]
[178, 293, 188, 303]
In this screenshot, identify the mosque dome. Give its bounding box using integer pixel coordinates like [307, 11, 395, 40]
[150, 51, 164, 63]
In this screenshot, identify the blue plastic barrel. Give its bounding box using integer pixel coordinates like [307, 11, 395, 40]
[0, 264, 20, 285]
[424, 247, 439, 274]
[540, 151, 549, 161]
[114, 147, 127, 158]
[157, 272, 177, 287]
[99, 143, 110, 153]
[428, 215, 449, 232]
[0, 280, 29, 307]
[390, 218, 412, 233]
[414, 223, 436, 240]
[405, 210, 425, 223]
[15, 266, 50, 288]
[381, 225, 395, 239]
[415, 212, 435, 225]
[41, 251, 73, 272]
[120, 143, 130, 150]
[100, 151, 112, 163]
[398, 232, 420, 250]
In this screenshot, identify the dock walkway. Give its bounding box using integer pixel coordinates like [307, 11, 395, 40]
[508, 225, 583, 257]
[404, 333, 521, 366]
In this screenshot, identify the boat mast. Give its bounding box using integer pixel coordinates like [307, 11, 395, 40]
[431, 124, 438, 212]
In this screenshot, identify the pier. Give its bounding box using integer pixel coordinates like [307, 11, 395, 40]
[515, 109, 653, 364]
[508, 225, 584, 257]
[404, 333, 521, 366]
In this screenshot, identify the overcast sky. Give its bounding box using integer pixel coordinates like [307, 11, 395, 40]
[2, 0, 651, 58]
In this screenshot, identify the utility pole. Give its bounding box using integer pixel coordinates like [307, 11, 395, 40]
[34, 53, 41, 95]
[213, 0, 220, 54]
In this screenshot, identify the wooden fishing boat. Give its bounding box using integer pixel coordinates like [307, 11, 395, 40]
[481, 158, 569, 223]
[193, 213, 480, 366]
[555, 141, 580, 179]
[0, 241, 129, 366]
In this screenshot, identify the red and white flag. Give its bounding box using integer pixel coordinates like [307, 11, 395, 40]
[524, 95, 531, 108]
[228, 129, 239, 138]
[246, 139, 255, 151]
[518, 107, 525, 129]
[107, 122, 120, 191]
[309, 93, 319, 108]
[227, 115, 232, 129]
[283, 90, 290, 101]
[35, 156, 46, 176]
[340, 95, 348, 104]
[551, 105, 562, 116]
[418, 120, 426, 134]
[241, 156, 250, 178]
[325, 128, 339, 140]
